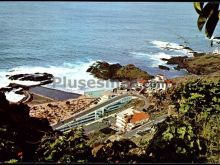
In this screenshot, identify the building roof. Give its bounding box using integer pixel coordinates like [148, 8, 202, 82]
[155, 74, 167, 80]
[137, 78, 149, 84]
[164, 80, 173, 84]
[156, 74, 165, 76]
[129, 112, 150, 123]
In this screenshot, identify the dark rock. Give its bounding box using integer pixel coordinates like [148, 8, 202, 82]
[161, 58, 169, 62]
[158, 65, 170, 70]
[8, 83, 30, 89]
[163, 54, 220, 75]
[7, 73, 54, 87]
[161, 56, 189, 72]
[8, 73, 53, 82]
[173, 66, 181, 71]
[0, 87, 13, 93]
[164, 56, 188, 65]
[179, 45, 194, 52]
[86, 61, 122, 80]
[193, 52, 206, 57]
[87, 61, 153, 81]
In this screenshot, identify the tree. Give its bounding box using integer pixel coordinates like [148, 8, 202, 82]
[146, 79, 220, 163]
[194, 2, 220, 39]
[95, 139, 140, 163]
[146, 116, 207, 163]
[35, 127, 93, 163]
[0, 92, 53, 162]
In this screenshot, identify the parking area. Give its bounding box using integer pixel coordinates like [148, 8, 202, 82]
[84, 116, 116, 135]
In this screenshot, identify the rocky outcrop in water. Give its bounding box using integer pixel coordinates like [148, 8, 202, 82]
[87, 61, 153, 81]
[179, 45, 194, 52]
[8, 73, 53, 85]
[161, 56, 188, 65]
[161, 56, 189, 71]
[158, 65, 170, 70]
[1, 73, 54, 95]
[162, 54, 220, 75]
[86, 61, 122, 80]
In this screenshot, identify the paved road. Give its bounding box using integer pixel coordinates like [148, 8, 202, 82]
[84, 117, 116, 135]
[132, 93, 149, 110]
[52, 93, 147, 130]
[52, 94, 130, 129]
[124, 114, 168, 138]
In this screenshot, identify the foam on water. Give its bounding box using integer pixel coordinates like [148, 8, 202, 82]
[5, 89, 25, 103]
[150, 40, 194, 56]
[130, 51, 173, 67]
[151, 40, 184, 50]
[0, 60, 120, 97]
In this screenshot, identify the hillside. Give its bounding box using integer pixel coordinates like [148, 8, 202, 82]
[163, 54, 220, 75]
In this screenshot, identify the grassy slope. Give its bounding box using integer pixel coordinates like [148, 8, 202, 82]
[172, 54, 220, 84]
[185, 54, 220, 75]
[169, 54, 220, 163]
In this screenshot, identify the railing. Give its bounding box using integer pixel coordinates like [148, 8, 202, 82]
[53, 94, 135, 131]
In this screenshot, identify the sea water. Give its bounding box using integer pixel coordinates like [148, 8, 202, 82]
[0, 2, 219, 96]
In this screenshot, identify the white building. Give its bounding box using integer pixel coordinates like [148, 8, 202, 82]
[153, 74, 166, 81]
[115, 108, 134, 132]
[114, 108, 150, 133]
[148, 74, 173, 91]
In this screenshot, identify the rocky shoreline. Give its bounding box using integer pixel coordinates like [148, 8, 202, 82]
[156, 43, 219, 74]
[161, 54, 220, 75]
[2, 51, 220, 104]
[0, 73, 54, 103]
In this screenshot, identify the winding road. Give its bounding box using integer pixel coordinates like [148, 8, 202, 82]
[124, 114, 168, 138]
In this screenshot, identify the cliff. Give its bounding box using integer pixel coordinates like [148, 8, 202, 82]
[162, 54, 220, 75]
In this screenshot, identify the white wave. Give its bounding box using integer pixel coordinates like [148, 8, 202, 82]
[151, 40, 194, 56]
[10, 80, 41, 86]
[0, 70, 11, 88]
[154, 52, 172, 60]
[0, 60, 119, 98]
[129, 52, 151, 57]
[130, 51, 173, 67]
[5, 90, 25, 103]
[151, 40, 184, 50]
[148, 52, 173, 67]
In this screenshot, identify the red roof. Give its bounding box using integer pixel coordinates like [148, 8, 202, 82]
[130, 112, 150, 123]
[164, 80, 173, 84]
[137, 78, 149, 84]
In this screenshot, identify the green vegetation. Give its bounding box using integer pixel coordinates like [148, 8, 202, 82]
[1, 77, 219, 163]
[95, 139, 140, 163]
[146, 79, 220, 163]
[35, 127, 92, 163]
[194, 2, 220, 38]
[87, 61, 153, 81]
[4, 159, 18, 164]
[185, 54, 220, 75]
[116, 64, 153, 80]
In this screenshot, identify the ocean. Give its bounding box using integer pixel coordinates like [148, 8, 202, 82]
[0, 2, 219, 95]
